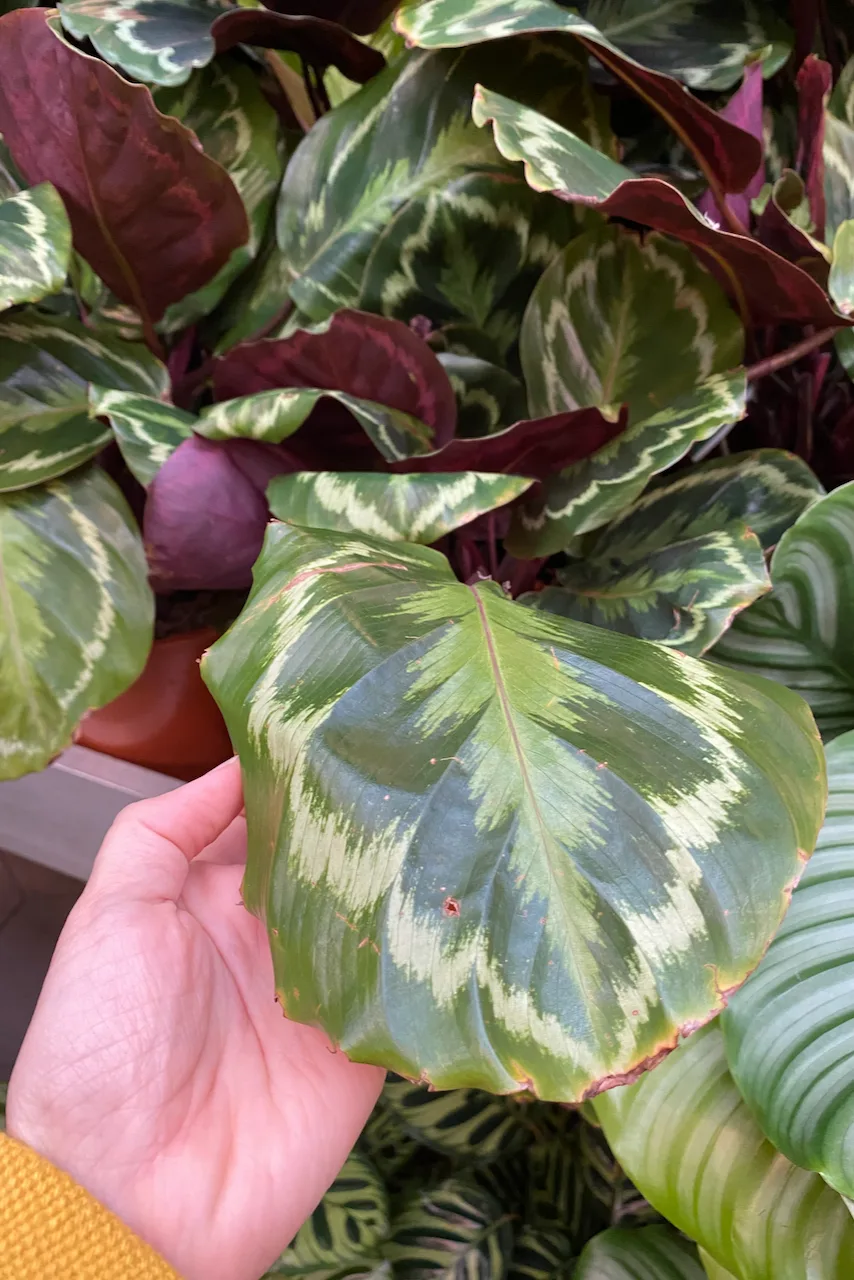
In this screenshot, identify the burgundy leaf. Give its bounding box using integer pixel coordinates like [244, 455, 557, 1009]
[0, 10, 248, 326]
[403, 408, 624, 479]
[796, 55, 833, 240]
[790, 0, 818, 69]
[757, 172, 830, 287]
[697, 62, 764, 229]
[214, 309, 457, 446]
[144, 437, 288, 591]
[258, 0, 397, 36]
[212, 9, 385, 82]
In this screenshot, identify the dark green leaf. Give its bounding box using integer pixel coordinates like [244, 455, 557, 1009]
[383, 1179, 513, 1279]
[713, 481, 854, 739]
[358, 1094, 422, 1184]
[507, 375, 747, 557]
[266, 472, 532, 543]
[0, 466, 154, 780]
[58, 0, 216, 87]
[202, 524, 825, 1101]
[594, 1024, 854, 1280]
[0, 184, 71, 312]
[723, 730, 854, 1199]
[0, 312, 168, 492]
[274, 1152, 389, 1277]
[520, 222, 743, 422]
[574, 1225, 705, 1279]
[507, 1227, 572, 1280]
[89, 388, 194, 487]
[437, 356, 528, 438]
[382, 1080, 528, 1164]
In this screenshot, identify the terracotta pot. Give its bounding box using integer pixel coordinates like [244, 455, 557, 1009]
[76, 627, 232, 782]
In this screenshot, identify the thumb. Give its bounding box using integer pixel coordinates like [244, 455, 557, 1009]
[87, 756, 245, 903]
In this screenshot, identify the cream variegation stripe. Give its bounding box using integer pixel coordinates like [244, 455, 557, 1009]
[0, 184, 71, 311]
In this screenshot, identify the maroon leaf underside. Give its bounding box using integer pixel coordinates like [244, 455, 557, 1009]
[697, 61, 764, 229]
[795, 54, 832, 240]
[213, 309, 458, 445]
[0, 10, 248, 323]
[258, 0, 398, 37]
[757, 179, 831, 287]
[212, 9, 385, 80]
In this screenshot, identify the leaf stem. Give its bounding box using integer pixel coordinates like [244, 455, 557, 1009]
[744, 326, 840, 382]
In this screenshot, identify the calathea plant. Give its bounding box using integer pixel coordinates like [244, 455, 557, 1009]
[3, 0, 854, 1273]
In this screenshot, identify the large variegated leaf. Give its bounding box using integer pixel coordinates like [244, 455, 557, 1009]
[0, 183, 71, 312]
[0, 313, 168, 492]
[713, 482, 854, 740]
[520, 222, 743, 421]
[830, 220, 854, 314]
[89, 388, 194, 487]
[594, 1024, 854, 1280]
[58, 0, 216, 87]
[0, 466, 154, 780]
[574, 1225, 705, 1279]
[824, 111, 854, 245]
[274, 1152, 389, 1277]
[396, 0, 789, 93]
[359, 172, 581, 365]
[384, 1180, 513, 1278]
[722, 730, 854, 1199]
[266, 472, 533, 544]
[523, 451, 820, 655]
[203, 524, 824, 1101]
[470, 86, 845, 329]
[507, 1227, 572, 1280]
[382, 1080, 527, 1164]
[507, 374, 747, 558]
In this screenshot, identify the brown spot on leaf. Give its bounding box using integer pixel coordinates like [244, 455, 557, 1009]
[443, 896, 461, 917]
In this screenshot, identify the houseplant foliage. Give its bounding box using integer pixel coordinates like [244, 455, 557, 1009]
[5, 0, 854, 1271]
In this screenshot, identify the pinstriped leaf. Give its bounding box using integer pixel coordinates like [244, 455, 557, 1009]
[722, 730, 854, 1200]
[0, 312, 168, 493]
[383, 1081, 528, 1164]
[0, 465, 154, 780]
[274, 1153, 389, 1277]
[507, 1227, 572, 1280]
[202, 523, 825, 1101]
[89, 388, 194, 487]
[574, 1225, 705, 1279]
[0, 184, 71, 312]
[266, 473, 533, 544]
[712, 481, 854, 740]
[507, 374, 747, 558]
[520, 222, 744, 422]
[594, 1023, 854, 1280]
[384, 1179, 514, 1279]
[522, 451, 820, 655]
[470, 86, 845, 329]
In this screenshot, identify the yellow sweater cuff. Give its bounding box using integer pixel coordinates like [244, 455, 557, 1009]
[0, 1133, 181, 1279]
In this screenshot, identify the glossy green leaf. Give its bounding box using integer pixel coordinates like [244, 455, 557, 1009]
[723, 730, 854, 1199]
[508, 374, 747, 558]
[396, 0, 790, 92]
[0, 312, 168, 493]
[198, 388, 434, 462]
[203, 523, 824, 1101]
[507, 1227, 572, 1280]
[206, 215, 297, 354]
[89, 388, 194, 487]
[383, 1179, 513, 1279]
[594, 1023, 854, 1280]
[266, 472, 533, 544]
[713, 481, 854, 740]
[824, 112, 854, 245]
[523, 451, 820, 655]
[0, 183, 71, 312]
[155, 58, 284, 330]
[829, 220, 854, 314]
[698, 1254, 737, 1280]
[520, 222, 743, 422]
[58, 0, 215, 87]
[382, 1081, 528, 1164]
[0, 466, 154, 780]
[274, 1152, 389, 1277]
[574, 1225, 705, 1279]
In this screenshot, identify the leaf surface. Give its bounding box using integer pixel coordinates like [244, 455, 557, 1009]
[713, 481, 854, 739]
[58, 0, 216, 86]
[574, 1225, 705, 1279]
[0, 312, 168, 492]
[0, 184, 71, 312]
[0, 466, 153, 780]
[594, 1024, 854, 1280]
[89, 388, 194, 487]
[202, 523, 824, 1100]
[0, 9, 248, 324]
[275, 1152, 389, 1277]
[507, 1227, 572, 1280]
[382, 1080, 528, 1164]
[384, 1179, 513, 1278]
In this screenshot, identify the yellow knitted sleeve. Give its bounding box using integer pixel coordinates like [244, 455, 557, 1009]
[0, 1133, 181, 1279]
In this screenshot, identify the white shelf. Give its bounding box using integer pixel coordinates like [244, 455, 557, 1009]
[0, 747, 181, 881]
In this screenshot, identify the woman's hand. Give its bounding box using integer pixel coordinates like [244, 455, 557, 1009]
[6, 758, 384, 1280]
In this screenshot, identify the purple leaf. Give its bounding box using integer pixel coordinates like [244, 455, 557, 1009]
[796, 55, 833, 240]
[697, 61, 764, 230]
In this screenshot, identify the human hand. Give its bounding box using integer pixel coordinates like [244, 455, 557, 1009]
[6, 759, 384, 1280]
